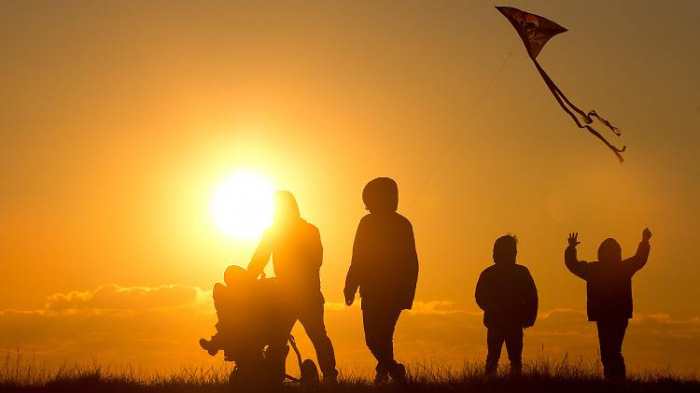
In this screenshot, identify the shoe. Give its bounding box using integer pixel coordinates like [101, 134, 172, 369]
[510, 363, 522, 376]
[199, 338, 219, 356]
[322, 374, 338, 388]
[484, 361, 498, 376]
[374, 371, 389, 385]
[389, 363, 407, 385]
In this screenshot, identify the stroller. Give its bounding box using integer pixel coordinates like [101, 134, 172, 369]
[201, 276, 320, 389]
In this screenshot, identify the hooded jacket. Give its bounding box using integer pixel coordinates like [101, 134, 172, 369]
[345, 212, 419, 310]
[475, 261, 538, 329]
[345, 178, 419, 310]
[565, 240, 650, 321]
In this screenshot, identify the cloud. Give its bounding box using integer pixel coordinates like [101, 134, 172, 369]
[0, 285, 217, 371]
[42, 284, 212, 317]
[1, 286, 700, 374]
[408, 300, 477, 316]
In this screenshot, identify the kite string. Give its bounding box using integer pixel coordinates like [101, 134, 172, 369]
[407, 51, 513, 211]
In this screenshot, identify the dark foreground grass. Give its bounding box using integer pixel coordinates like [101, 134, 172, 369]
[2, 354, 698, 393]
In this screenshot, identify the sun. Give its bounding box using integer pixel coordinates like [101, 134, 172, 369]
[209, 170, 275, 240]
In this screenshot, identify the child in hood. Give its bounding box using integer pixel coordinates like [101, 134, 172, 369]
[476, 235, 538, 375]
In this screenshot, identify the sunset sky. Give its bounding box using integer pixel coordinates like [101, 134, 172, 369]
[2, 0, 699, 374]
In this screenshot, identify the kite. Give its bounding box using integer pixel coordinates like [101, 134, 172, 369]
[497, 6, 626, 162]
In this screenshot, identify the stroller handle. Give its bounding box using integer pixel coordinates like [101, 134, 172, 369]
[288, 335, 304, 368]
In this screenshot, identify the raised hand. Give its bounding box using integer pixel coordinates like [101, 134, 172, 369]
[642, 227, 652, 241]
[568, 232, 580, 247]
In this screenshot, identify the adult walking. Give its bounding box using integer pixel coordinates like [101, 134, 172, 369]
[248, 190, 338, 383]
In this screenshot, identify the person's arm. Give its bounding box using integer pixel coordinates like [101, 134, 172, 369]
[304, 224, 323, 270]
[404, 221, 419, 303]
[248, 230, 273, 278]
[344, 220, 367, 306]
[523, 268, 538, 328]
[565, 232, 590, 280]
[475, 271, 492, 312]
[308, 225, 323, 270]
[625, 228, 652, 274]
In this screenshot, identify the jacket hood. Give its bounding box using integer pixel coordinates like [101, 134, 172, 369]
[362, 177, 399, 213]
[598, 238, 622, 263]
[493, 235, 517, 265]
[273, 190, 301, 225]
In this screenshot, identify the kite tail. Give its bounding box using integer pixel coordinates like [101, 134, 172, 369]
[533, 60, 590, 125]
[588, 110, 622, 136]
[532, 59, 625, 162]
[584, 125, 626, 163]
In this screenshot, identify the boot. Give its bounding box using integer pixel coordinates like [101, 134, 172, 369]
[199, 338, 219, 356]
[389, 362, 407, 385]
[374, 363, 390, 384]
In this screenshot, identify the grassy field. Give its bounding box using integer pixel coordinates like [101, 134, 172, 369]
[2, 353, 698, 393]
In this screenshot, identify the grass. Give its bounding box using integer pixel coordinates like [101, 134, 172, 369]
[1, 352, 698, 393]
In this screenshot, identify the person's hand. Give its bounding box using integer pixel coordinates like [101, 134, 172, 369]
[642, 227, 652, 242]
[568, 232, 580, 247]
[344, 288, 355, 306]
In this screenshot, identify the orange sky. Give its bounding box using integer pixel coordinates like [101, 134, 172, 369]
[1, 0, 700, 374]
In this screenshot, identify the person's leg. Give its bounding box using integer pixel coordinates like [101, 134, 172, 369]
[485, 327, 505, 374]
[609, 319, 629, 379]
[597, 320, 614, 379]
[504, 327, 524, 374]
[383, 309, 404, 383]
[298, 302, 338, 380]
[362, 307, 387, 381]
[199, 335, 220, 356]
[265, 312, 297, 385]
[363, 306, 402, 382]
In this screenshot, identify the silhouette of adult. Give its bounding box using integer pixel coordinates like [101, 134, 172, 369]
[344, 177, 419, 383]
[565, 228, 652, 379]
[475, 235, 538, 375]
[248, 191, 338, 383]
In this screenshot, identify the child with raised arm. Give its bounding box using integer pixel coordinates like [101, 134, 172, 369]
[565, 228, 652, 380]
[475, 235, 538, 375]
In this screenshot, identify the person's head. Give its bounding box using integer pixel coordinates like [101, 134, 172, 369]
[273, 190, 301, 225]
[362, 177, 398, 214]
[493, 235, 518, 265]
[598, 238, 622, 263]
[223, 265, 249, 287]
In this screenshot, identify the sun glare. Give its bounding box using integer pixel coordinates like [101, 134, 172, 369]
[209, 170, 275, 240]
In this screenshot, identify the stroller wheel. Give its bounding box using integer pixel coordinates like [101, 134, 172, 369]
[300, 359, 320, 389]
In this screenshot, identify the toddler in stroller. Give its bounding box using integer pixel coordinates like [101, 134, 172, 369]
[200, 265, 319, 388]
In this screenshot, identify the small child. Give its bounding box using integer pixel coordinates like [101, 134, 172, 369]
[200, 265, 291, 384]
[199, 265, 252, 356]
[475, 235, 538, 375]
[565, 228, 652, 379]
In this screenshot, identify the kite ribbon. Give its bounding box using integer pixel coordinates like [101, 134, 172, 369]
[532, 58, 626, 162]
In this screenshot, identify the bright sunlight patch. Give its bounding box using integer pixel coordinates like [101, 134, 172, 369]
[209, 170, 275, 241]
